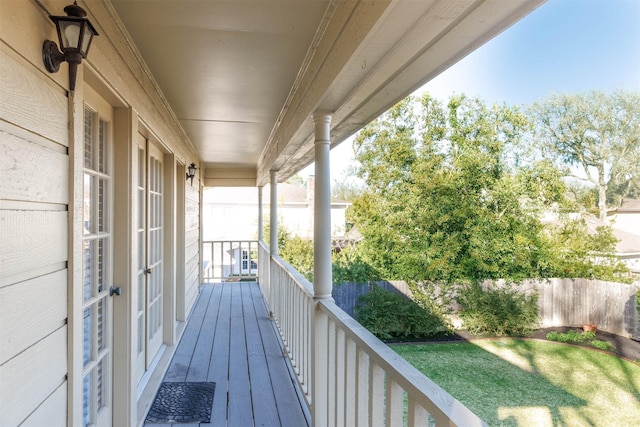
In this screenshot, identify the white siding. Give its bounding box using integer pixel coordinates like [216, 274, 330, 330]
[1, 1, 202, 425]
[185, 181, 200, 313]
[0, 4, 70, 424]
[0, 327, 67, 427]
[0, 270, 67, 365]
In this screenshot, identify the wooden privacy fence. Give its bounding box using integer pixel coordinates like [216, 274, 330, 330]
[334, 279, 640, 338]
[332, 281, 413, 318]
[510, 278, 639, 338]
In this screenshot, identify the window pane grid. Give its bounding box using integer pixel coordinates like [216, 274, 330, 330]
[82, 103, 112, 426]
[83, 240, 95, 301]
[98, 239, 106, 294]
[97, 298, 105, 353]
[83, 307, 92, 366]
[97, 358, 106, 411]
[83, 175, 94, 235]
[83, 373, 93, 427]
[99, 119, 108, 174]
[98, 178, 107, 233]
[84, 107, 94, 170]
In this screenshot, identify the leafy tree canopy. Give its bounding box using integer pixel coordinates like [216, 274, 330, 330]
[530, 90, 640, 221]
[351, 94, 628, 283]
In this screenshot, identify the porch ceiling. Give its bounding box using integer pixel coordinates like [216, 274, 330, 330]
[110, 0, 545, 186]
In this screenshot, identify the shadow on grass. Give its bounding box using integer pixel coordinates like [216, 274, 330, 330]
[392, 340, 594, 426]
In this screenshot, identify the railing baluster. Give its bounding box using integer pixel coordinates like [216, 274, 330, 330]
[335, 327, 346, 427]
[407, 398, 429, 426]
[260, 249, 486, 427]
[202, 240, 261, 282]
[355, 348, 369, 427]
[385, 378, 403, 427]
[370, 362, 385, 426]
[327, 317, 337, 426]
[345, 335, 356, 426]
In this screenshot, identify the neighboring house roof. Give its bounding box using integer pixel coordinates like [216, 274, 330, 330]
[277, 183, 308, 203]
[585, 216, 640, 256]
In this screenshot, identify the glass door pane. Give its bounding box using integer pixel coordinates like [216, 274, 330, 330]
[135, 136, 165, 382]
[82, 104, 112, 427]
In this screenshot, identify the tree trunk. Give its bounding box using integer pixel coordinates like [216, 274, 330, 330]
[598, 183, 608, 223]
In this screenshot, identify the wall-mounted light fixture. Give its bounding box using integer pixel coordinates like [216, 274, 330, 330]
[42, 1, 98, 93]
[186, 163, 198, 185]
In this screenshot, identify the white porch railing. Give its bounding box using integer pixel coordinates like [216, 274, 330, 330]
[261, 242, 487, 427]
[202, 240, 259, 282]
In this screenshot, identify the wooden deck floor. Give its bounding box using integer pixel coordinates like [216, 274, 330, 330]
[144, 282, 309, 427]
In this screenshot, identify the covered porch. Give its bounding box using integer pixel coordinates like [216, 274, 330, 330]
[0, 1, 547, 426]
[142, 242, 485, 426]
[143, 281, 308, 427]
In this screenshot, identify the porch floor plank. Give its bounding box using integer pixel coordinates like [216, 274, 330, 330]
[243, 284, 281, 427]
[144, 282, 308, 427]
[249, 282, 309, 427]
[227, 284, 254, 426]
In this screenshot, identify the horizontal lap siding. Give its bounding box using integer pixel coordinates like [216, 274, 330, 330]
[0, 128, 69, 204]
[185, 181, 200, 314]
[0, 4, 70, 425]
[0, 45, 69, 147]
[0, 210, 68, 281]
[0, 326, 68, 427]
[20, 383, 67, 427]
[0, 270, 67, 365]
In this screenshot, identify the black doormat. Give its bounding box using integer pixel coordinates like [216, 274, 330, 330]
[145, 382, 216, 423]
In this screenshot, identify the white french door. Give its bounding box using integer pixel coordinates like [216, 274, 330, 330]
[136, 135, 165, 383]
[82, 89, 114, 427]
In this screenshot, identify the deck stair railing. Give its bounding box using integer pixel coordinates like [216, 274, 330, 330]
[259, 240, 487, 427]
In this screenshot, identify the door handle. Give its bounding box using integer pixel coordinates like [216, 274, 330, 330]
[110, 286, 122, 297]
[144, 267, 152, 275]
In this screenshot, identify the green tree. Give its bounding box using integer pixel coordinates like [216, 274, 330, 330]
[353, 94, 547, 282]
[279, 235, 314, 281]
[540, 219, 628, 281]
[351, 94, 628, 283]
[332, 178, 364, 203]
[530, 90, 640, 221]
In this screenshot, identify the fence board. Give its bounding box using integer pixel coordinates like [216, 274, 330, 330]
[332, 281, 411, 318]
[333, 278, 640, 337]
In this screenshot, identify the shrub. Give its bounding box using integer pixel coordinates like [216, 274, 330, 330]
[590, 340, 615, 352]
[546, 330, 595, 343]
[332, 245, 380, 284]
[545, 330, 616, 352]
[457, 283, 539, 336]
[355, 287, 451, 341]
[279, 235, 314, 281]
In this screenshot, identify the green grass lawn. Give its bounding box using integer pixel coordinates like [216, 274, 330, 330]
[392, 339, 640, 426]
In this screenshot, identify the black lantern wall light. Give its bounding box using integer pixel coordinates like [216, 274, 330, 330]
[43, 1, 98, 93]
[186, 163, 198, 185]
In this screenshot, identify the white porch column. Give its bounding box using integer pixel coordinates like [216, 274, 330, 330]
[269, 171, 278, 318]
[313, 111, 333, 299]
[258, 186, 264, 242]
[269, 171, 278, 255]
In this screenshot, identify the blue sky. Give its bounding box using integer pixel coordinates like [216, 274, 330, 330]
[311, 0, 640, 180]
[421, 0, 640, 106]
